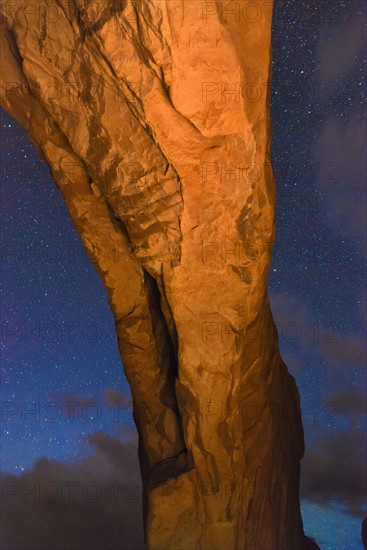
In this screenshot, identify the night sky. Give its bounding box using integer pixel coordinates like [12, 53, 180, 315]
[1, 1, 366, 549]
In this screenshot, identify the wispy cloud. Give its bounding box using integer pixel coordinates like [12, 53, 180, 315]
[1, 431, 144, 550]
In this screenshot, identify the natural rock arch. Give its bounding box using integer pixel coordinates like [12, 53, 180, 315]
[1, 1, 315, 548]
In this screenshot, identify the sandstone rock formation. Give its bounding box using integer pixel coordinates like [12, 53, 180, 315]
[0, 1, 310, 548]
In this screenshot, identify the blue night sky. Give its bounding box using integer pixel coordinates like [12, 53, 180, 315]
[1, 1, 366, 549]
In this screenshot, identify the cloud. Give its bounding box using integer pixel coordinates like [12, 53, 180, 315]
[320, 331, 366, 370]
[270, 292, 366, 377]
[313, 4, 366, 249]
[314, 110, 366, 247]
[104, 388, 128, 408]
[316, 8, 366, 84]
[325, 387, 366, 428]
[301, 428, 367, 518]
[45, 388, 134, 430]
[261, 294, 367, 524]
[0, 432, 145, 550]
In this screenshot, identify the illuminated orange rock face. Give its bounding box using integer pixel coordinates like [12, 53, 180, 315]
[1, 1, 307, 548]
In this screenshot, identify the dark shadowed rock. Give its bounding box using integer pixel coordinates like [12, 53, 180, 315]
[303, 535, 322, 550]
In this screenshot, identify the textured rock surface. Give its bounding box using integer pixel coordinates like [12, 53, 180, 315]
[1, 1, 309, 548]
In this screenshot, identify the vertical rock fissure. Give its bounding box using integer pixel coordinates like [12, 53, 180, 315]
[141, 268, 188, 473]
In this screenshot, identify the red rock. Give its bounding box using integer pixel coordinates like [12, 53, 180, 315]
[1, 1, 309, 547]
